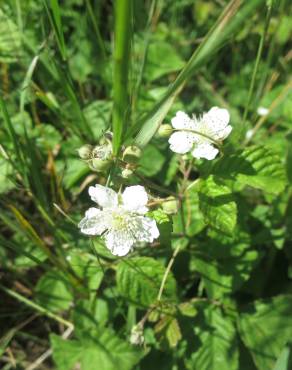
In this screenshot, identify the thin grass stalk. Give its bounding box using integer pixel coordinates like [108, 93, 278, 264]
[241, 1, 273, 132]
[0, 284, 73, 328]
[112, 0, 132, 154]
[85, 0, 106, 59]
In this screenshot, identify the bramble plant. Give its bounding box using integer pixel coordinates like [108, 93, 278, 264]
[1, 0, 292, 369]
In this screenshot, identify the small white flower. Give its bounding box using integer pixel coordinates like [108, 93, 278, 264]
[168, 107, 232, 160]
[257, 106, 269, 116]
[79, 185, 159, 256]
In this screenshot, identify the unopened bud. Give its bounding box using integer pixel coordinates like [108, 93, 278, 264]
[77, 144, 93, 159]
[158, 124, 173, 138]
[122, 146, 142, 164]
[162, 196, 178, 215]
[90, 158, 111, 172]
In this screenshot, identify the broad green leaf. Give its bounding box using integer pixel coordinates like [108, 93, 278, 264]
[193, 227, 260, 298]
[117, 257, 176, 306]
[51, 327, 143, 370]
[186, 307, 239, 370]
[145, 40, 185, 81]
[213, 146, 286, 194]
[35, 270, 73, 312]
[0, 159, 15, 194]
[198, 176, 237, 235]
[238, 294, 292, 370]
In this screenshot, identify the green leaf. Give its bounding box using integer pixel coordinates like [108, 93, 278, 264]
[173, 187, 205, 237]
[0, 8, 22, 63]
[148, 209, 172, 246]
[273, 344, 292, 370]
[68, 250, 104, 292]
[238, 295, 292, 370]
[186, 307, 239, 370]
[213, 146, 286, 194]
[145, 40, 185, 81]
[198, 176, 237, 235]
[83, 100, 112, 140]
[193, 227, 260, 298]
[51, 327, 143, 370]
[138, 144, 165, 177]
[117, 257, 176, 306]
[35, 270, 73, 312]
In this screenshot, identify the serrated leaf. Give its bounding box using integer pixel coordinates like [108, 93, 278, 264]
[0, 8, 22, 63]
[213, 146, 286, 194]
[116, 257, 176, 306]
[238, 295, 292, 370]
[193, 227, 260, 298]
[198, 176, 237, 235]
[186, 307, 239, 370]
[51, 327, 143, 370]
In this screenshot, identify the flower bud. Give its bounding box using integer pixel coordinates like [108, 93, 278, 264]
[122, 146, 142, 164]
[158, 124, 173, 138]
[162, 196, 178, 215]
[77, 144, 93, 159]
[90, 157, 112, 172]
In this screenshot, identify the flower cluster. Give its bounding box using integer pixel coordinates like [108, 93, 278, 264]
[168, 107, 232, 160]
[79, 107, 232, 256]
[79, 185, 159, 256]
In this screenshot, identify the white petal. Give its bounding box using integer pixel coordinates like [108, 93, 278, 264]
[168, 132, 194, 154]
[203, 107, 230, 132]
[88, 185, 118, 209]
[104, 230, 134, 256]
[191, 143, 219, 160]
[171, 111, 193, 129]
[79, 208, 108, 235]
[217, 125, 232, 140]
[122, 185, 149, 214]
[129, 216, 160, 243]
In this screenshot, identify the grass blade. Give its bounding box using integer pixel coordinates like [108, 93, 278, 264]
[112, 0, 132, 154]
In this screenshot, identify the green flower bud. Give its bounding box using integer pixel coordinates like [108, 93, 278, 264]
[77, 144, 93, 159]
[92, 143, 112, 160]
[158, 124, 173, 138]
[122, 146, 142, 164]
[90, 157, 112, 172]
[162, 196, 178, 215]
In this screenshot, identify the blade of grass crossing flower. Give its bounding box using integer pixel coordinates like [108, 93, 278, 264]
[112, 0, 132, 154]
[133, 0, 266, 148]
[43, 0, 66, 60]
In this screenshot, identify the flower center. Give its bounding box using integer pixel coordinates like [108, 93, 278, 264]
[110, 209, 129, 231]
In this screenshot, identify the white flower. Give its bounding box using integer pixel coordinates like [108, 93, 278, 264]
[78, 185, 159, 256]
[168, 107, 232, 160]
